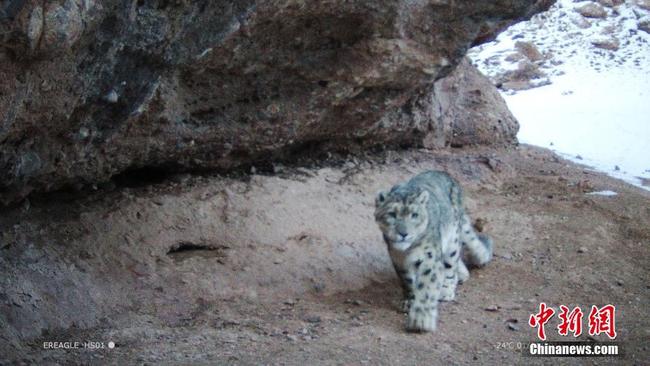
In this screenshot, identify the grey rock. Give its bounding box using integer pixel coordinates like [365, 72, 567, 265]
[0, 0, 552, 204]
[591, 38, 620, 51]
[576, 3, 608, 18]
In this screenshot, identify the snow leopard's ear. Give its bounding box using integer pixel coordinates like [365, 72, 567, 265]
[376, 190, 388, 206]
[417, 190, 429, 205]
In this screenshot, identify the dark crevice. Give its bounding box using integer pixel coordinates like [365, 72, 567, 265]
[2, 137, 432, 210]
[166, 242, 230, 263]
[112, 165, 181, 188]
[167, 242, 218, 255]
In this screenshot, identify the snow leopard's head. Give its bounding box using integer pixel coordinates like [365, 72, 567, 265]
[374, 185, 429, 251]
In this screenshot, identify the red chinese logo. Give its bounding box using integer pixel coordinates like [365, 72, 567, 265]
[529, 304, 616, 340]
[557, 305, 583, 337]
[588, 304, 617, 339]
[529, 302, 555, 341]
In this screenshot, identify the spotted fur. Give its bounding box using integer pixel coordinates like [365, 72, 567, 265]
[374, 170, 493, 332]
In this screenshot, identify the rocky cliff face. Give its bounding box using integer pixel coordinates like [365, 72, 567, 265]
[0, 0, 552, 204]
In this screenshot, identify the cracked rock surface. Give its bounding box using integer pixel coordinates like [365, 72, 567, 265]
[0, 0, 551, 204]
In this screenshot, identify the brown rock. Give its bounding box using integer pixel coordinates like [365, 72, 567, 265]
[639, 20, 650, 34]
[430, 58, 520, 147]
[497, 60, 546, 87]
[637, 0, 650, 11]
[572, 16, 593, 29]
[600, 25, 617, 35]
[515, 41, 544, 62]
[505, 52, 526, 62]
[41, 0, 84, 51]
[0, 0, 550, 204]
[501, 80, 532, 91]
[576, 3, 608, 18]
[591, 38, 620, 50]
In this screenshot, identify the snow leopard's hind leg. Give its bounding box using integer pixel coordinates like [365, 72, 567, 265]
[460, 213, 493, 267]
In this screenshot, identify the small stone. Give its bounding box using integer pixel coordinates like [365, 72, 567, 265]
[305, 315, 321, 323]
[345, 299, 363, 306]
[638, 20, 650, 34]
[505, 52, 525, 62]
[591, 38, 619, 51]
[27, 6, 44, 51]
[616, 280, 624, 287]
[572, 16, 592, 29]
[637, 0, 650, 11]
[576, 3, 607, 18]
[514, 41, 543, 62]
[78, 127, 90, 139]
[104, 90, 119, 103]
[507, 322, 520, 331]
[286, 335, 298, 342]
[42, 1, 83, 50]
[577, 247, 587, 253]
[484, 305, 499, 312]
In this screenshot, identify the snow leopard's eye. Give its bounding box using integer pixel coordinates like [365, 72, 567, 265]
[411, 213, 419, 219]
[388, 211, 397, 218]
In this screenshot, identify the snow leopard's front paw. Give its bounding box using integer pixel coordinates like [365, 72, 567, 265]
[406, 307, 437, 332]
[401, 299, 413, 313]
[439, 287, 456, 302]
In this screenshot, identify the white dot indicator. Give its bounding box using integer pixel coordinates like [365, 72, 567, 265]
[108, 341, 115, 349]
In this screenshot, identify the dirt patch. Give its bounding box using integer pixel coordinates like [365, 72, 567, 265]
[1, 145, 649, 365]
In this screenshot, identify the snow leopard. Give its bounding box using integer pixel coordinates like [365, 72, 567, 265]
[374, 170, 493, 332]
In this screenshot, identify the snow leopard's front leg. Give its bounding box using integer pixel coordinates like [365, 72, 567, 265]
[405, 259, 443, 332]
[393, 264, 415, 313]
[440, 228, 461, 301]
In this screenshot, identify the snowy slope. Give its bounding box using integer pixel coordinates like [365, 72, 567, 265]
[468, 0, 650, 190]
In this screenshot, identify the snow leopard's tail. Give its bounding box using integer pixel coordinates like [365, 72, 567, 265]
[460, 214, 493, 267]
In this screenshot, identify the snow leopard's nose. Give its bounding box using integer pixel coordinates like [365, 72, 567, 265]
[397, 231, 408, 240]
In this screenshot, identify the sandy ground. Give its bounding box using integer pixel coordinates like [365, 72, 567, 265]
[2, 144, 649, 365]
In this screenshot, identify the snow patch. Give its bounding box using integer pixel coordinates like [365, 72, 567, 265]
[469, 0, 650, 191]
[586, 190, 618, 196]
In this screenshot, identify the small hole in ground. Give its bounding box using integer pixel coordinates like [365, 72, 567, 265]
[167, 242, 229, 263]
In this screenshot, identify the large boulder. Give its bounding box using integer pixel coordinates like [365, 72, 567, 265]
[0, 0, 553, 204]
[435, 58, 520, 147]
